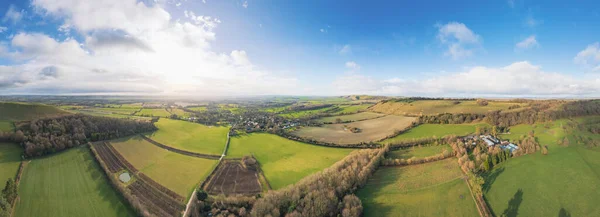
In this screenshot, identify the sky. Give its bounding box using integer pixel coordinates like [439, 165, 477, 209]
[0, 0, 600, 97]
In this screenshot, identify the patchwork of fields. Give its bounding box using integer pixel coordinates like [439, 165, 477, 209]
[293, 115, 416, 144]
[381, 123, 489, 144]
[317, 112, 384, 123]
[370, 100, 525, 116]
[144, 118, 229, 155]
[357, 158, 478, 217]
[227, 133, 354, 189]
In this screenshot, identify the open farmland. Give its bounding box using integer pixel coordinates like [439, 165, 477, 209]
[332, 104, 372, 114]
[205, 160, 262, 195]
[388, 144, 451, 159]
[137, 108, 171, 117]
[0, 102, 70, 121]
[0, 143, 22, 184]
[227, 133, 353, 189]
[357, 158, 478, 217]
[110, 135, 218, 197]
[144, 118, 228, 155]
[370, 100, 526, 116]
[14, 146, 134, 217]
[293, 115, 416, 144]
[381, 123, 489, 144]
[317, 112, 384, 123]
[166, 108, 192, 118]
[0, 121, 12, 132]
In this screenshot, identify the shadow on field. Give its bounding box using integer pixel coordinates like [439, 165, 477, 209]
[483, 167, 505, 193]
[558, 208, 571, 217]
[501, 189, 523, 217]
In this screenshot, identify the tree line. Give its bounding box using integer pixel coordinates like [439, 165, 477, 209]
[0, 179, 17, 217]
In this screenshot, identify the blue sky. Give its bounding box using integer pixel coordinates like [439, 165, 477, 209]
[0, 0, 599, 96]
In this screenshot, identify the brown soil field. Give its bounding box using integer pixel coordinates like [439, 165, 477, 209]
[292, 115, 416, 144]
[205, 161, 262, 195]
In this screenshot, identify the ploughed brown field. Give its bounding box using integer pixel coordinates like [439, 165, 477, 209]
[205, 161, 262, 195]
[292, 115, 416, 144]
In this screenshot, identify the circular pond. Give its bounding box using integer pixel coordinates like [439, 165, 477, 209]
[119, 172, 131, 183]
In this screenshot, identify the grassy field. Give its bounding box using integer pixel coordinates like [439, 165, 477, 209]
[167, 108, 192, 118]
[0, 143, 22, 184]
[227, 133, 353, 189]
[0, 121, 13, 132]
[388, 144, 451, 159]
[317, 112, 384, 123]
[187, 106, 207, 112]
[0, 102, 70, 121]
[357, 158, 478, 216]
[14, 146, 134, 217]
[484, 118, 600, 216]
[144, 119, 228, 155]
[370, 100, 526, 116]
[111, 135, 218, 197]
[95, 107, 139, 115]
[279, 106, 337, 119]
[137, 108, 171, 117]
[333, 104, 372, 114]
[381, 123, 489, 144]
[293, 115, 416, 144]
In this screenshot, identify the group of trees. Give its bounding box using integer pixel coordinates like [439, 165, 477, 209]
[0, 114, 156, 157]
[0, 179, 18, 217]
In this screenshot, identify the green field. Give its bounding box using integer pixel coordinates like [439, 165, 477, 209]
[95, 107, 139, 115]
[333, 104, 372, 114]
[317, 112, 384, 123]
[0, 143, 22, 185]
[388, 144, 451, 159]
[279, 106, 336, 119]
[187, 106, 207, 112]
[144, 119, 228, 155]
[485, 118, 600, 216]
[167, 108, 192, 118]
[111, 135, 218, 197]
[227, 133, 354, 189]
[14, 146, 134, 217]
[0, 121, 13, 132]
[0, 102, 70, 121]
[137, 108, 171, 117]
[357, 158, 478, 216]
[370, 100, 526, 116]
[381, 123, 488, 144]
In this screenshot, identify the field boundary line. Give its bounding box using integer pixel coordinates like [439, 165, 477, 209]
[139, 134, 221, 160]
[463, 175, 492, 217]
[364, 175, 464, 195]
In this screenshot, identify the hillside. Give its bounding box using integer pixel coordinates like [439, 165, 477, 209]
[0, 102, 70, 121]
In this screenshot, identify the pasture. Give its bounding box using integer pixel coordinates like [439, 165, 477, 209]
[484, 118, 600, 216]
[0, 102, 70, 121]
[144, 119, 228, 155]
[370, 100, 526, 116]
[381, 123, 488, 144]
[387, 144, 451, 159]
[137, 108, 171, 117]
[111, 135, 218, 197]
[293, 115, 416, 144]
[167, 108, 192, 118]
[333, 104, 372, 114]
[227, 133, 353, 189]
[317, 112, 384, 123]
[14, 146, 134, 217]
[0, 143, 22, 185]
[0, 121, 13, 132]
[357, 158, 478, 217]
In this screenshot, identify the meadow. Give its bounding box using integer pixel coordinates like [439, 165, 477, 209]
[14, 146, 134, 217]
[381, 123, 489, 144]
[333, 104, 372, 114]
[137, 108, 171, 117]
[144, 118, 229, 155]
[317, 112, 384, 123]
[0, 121, 13, 132]
[0, 143, 22, 185]
[387, 144, 451, 159]
[226, 133, 354, 189]
[293, 115, 416, 144]
[110, 135, 218, 197]
[357, 158, 478, 216]
[166, 108, 192, 118]
[369, 100, 526, 116]
[484, 118, 600, 216]
[0, 102, 70, 121]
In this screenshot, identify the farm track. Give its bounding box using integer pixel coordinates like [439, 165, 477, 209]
[139, 134, 221, 160]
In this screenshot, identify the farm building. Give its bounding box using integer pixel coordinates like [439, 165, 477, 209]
[501, 143, 519, 153]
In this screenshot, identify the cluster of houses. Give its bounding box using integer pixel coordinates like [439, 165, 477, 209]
[464, 135, 519, 153]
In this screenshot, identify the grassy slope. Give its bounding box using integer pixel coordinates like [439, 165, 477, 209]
[144, 119, 228, 155]
[333, 104, 371, 114]
[0, 143, 22, 184]
[485, 118, 600, 216]
[357, 158, 478, 217]
[370, 100, 524, 116]
[227, 133, 353, 189]
[137, 108, 171, 117]
[381, 123, 489, 144]
[15, 146, 134, 217]
[317, 112, 384, 123]
[111, 136, 218, 197]
[387, 144, 451, 159]
[0, 102, 69, 121]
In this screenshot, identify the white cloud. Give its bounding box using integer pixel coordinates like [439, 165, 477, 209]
[574, 42, 600, 71]
[332, 61, 600, 96]
[515, 35, 539, 50]
[339, 44, 351, 55]
[436, 22, 481, 60]
[320, 28, 326, 33]
[0, 26, 7, 33]
[345, 61, 360, 70]
[3, 5, 23, 24]
[0, 0, 298, 95]
[242, 1, 248, 8]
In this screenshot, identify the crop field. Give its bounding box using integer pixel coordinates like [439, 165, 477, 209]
[137, 108, 171, 117]
[0, 102, 70, 121]
[110, 135, 218, 197]
[278, 106, 336, 118]
[0, 121, 13, 132]
[95, 107, 140, 115]
[333, 104, 372, 114]
[14, 146, 134, 217]
[388, 144, 451, 159]
[0, 143, 22, 184]
[166, 108, 192, 117]
[357, 158, 478, 217]
[293, 115, 416, 144]
[485, 118, 600, 217]
[370, 100, 526, 116]
[76, 109, 151, 121]
[227, 133, 353, 189]
[205, 161, 262, 195]
[317, 112, 384, 123]
[187, 106, 207, 112]
[144, 119, 228, 155]
[381, 123, 489, 144]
